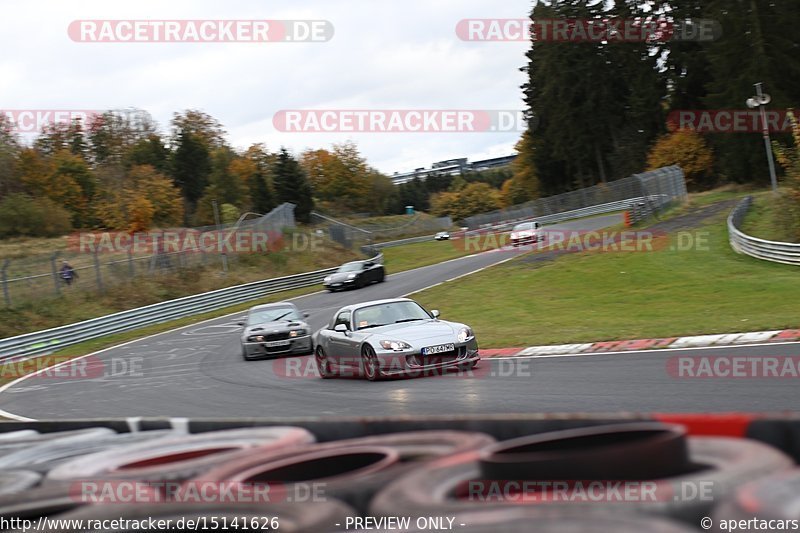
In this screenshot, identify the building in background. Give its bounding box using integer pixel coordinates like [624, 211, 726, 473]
[390, 155, 516, 185]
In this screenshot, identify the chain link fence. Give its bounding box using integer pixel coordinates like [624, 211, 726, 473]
[310, 211, 452, 251]
[0, 204, 297, 308]
[462, 166, 687, 229]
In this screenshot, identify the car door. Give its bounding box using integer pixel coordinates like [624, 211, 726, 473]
[328, 310, 358, 367]
[361, 262, 373, 283]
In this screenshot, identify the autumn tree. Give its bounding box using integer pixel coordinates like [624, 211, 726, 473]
[95, 165, 183, 232]
[646, 129, 714, 190]
[430, 182, 500, 221]
[501, 131, 540, 207]
[300, 142, 372, 212]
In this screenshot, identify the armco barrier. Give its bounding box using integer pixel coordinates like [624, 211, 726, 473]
[728, 196, 800, 265]
[365, 195, 671, 255]
[0, 254, 381, 361]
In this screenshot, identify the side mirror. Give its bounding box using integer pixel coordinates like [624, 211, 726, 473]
[303, 312, 310, 318]
[334, 324, 349, 333]
[236, 321, 245, 327]
[430, 309, 440, 318]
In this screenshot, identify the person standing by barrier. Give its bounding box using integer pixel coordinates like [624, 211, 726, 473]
[60, 260, 78, 286]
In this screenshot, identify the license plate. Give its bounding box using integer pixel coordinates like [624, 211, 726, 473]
[421, 343, 455, 355]
[264, 339, 291, 347]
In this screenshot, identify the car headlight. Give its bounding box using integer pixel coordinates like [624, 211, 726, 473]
[289, 329, 307, 337]
[248, 335, 265, 342]
[347, 273, 357, 279]
[379, 340, 412, 351]
[457, 327, 474, 343]
[323, 276, 331, 282]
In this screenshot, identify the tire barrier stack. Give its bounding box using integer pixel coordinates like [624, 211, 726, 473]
[0, 419, 794, 531]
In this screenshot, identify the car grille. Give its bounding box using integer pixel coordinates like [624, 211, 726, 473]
[264, 332, 290, 342]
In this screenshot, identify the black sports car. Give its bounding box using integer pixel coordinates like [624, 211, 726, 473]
[323, 260, 385, 291]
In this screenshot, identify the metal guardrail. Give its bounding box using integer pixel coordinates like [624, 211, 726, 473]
[0, 254, 382, 361]
[462, 165, 686, 230]
[728, 196, 800, 265]
[364, 195, 672, 253]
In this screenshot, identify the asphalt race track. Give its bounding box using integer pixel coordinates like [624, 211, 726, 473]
[1, 213, 797, 420]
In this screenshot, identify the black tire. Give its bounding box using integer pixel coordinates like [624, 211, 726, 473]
[190, 431, 494, 515]
[0, 428, 116, 456]
[191, 445, 399, 514]
[378, 268, 385, 282]
[315, 346, 334, 379]
[25, 500, 355, 533]
[0, 471, 41, 496]
[370, 429, 792, 524]
[361, 344, 383, 381]
[0, 430, 174, 473]
[712, 468, 800, 526]
[0, 482, 83, 523]
[46, 427, 316, 483]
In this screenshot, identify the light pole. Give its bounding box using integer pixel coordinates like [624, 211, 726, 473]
[746, 82, 779, 194]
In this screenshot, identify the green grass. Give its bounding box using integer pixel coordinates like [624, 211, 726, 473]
[382, 238, 500, 273]
[741, 190, 798, 243]
[411, 213, 800, 348]
[0, 241, 360, 338]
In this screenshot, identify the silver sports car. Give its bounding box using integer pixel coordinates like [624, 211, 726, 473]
[239, 302, 312, 360]
[312, 298, 479, 380]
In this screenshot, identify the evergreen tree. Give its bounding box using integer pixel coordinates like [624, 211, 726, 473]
[171, 131, 211, 210]
[273, 148, 314, 223]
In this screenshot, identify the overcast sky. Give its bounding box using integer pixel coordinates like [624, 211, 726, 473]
[1, 0, 533, 174]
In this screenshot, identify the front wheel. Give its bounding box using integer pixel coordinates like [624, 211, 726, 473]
[315, 346, 334, 379]
[377, 269, 385, 283]
[361, 344, 383, 381]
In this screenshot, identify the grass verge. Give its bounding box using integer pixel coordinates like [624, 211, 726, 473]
[0, 241, 358, 338]
[411, 211, 800, 348]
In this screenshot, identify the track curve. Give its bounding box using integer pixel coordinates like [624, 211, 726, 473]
[1, 213, 797, 420]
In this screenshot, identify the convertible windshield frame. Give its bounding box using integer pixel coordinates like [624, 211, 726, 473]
[353, 301, 432, 331]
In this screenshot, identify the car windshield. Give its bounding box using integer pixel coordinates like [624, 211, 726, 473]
[337, 263, 363, 273]
[353, 301, 432, 330]
[247, 307, 299, 325]
[513, 222, 535, 231]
